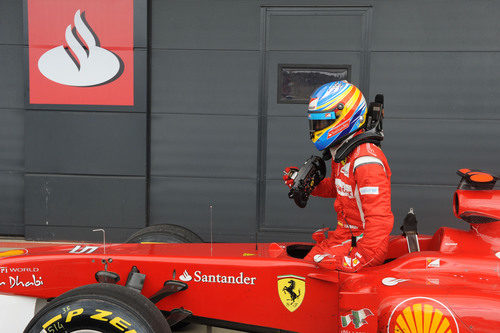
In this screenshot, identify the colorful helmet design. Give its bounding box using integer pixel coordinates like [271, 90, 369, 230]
[308, 81, 367, 151]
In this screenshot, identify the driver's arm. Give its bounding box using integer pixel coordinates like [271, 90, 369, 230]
[311, 177, 337, 198]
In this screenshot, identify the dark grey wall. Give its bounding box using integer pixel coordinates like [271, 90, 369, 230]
[148, 0, 500, 243]
[149, 0, 261, 242]
[0, 0, 498, 242]
[24, 111, 147, 241]
[371, 0, 500, 235]
[0, 0, 24, 235]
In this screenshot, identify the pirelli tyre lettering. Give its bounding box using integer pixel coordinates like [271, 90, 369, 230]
[24, 284, 170, 333]
[32, 300, 145, 332]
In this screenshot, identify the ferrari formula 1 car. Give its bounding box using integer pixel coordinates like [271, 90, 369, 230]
[0, 169, 498, 333]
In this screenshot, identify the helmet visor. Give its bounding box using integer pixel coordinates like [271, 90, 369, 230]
[309, 119, 336, 132]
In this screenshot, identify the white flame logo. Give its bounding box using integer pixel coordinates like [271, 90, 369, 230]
[179, 270, 192, 282]
[38, 10, 123, 87]
[382, 277, 409, 286]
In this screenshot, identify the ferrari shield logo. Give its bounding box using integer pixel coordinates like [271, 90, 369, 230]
[277, 275, 305, 312]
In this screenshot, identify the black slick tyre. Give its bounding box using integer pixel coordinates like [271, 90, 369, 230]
[126, 224, 203, 244]
[24, 283, 171, 333]
[126, 224, 200, 330]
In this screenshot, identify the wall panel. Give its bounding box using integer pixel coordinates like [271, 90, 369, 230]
[25, 226, 139, 242]
[25, 175, 146, 229]
[25, 111, 146, 175]
[150, 177, 256, 242]
[0, 173, 24, 235]
[151, 0, 260, 49]
[370, 52, 500, 119]
[267, 9, 364, 51]
[151, 114, 258, 178]
[0, 46, 24, 109]
[372, 0, 500, 51]
[151, 50, 260, 115]
[0, 109, 23, 172]
[384, 118, 500, 186]
[0, 0, 23, 45]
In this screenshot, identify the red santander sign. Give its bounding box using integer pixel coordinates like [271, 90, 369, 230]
[27, 0, 134, 106]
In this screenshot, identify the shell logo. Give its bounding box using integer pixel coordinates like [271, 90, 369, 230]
[387, 297, 459, 333]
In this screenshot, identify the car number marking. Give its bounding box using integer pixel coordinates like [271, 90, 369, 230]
[69, 245, 98, 254]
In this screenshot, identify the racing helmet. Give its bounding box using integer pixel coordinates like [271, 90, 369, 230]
[308, 81, 367, 151]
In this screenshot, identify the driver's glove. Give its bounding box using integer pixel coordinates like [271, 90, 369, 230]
[312, 227, 329, 244]
[282, 166, 299, 188]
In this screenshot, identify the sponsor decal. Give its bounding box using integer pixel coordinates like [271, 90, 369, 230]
[308, 98, 319, 110]
[177, 270, 256, 285]
[0, 249, 27, 258]
[341, 308, 374, 328]
[179, 270, 192, 282]
[382, 277, 409, 286]
[69, 245, 99, 254]
[313, 253, 333, 263]
[343, 256, 352, 267]
[326, 81, 343, 95]
[335, 178, 354, 198]
[27, 0, 134, 105]
[0, 275, 44, 288]
[359, 186, 379, 195]
[338, 222, 359, 230]
[426, 258, 440, 268]
[38, 10, 123, 87]
[387, 297, 459, 333]
[367, 144, 376, 156]
[242, 253, 256, 256]
[277, 275, 305, 312]
[342, 254, 361, 269]
[0, 267, 40, 274]
[426, 278, 440, 285]
[340, 162, 350, 177]
[327, 121, 350, 139]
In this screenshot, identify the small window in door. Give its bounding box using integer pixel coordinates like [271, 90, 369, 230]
[278, 64, 350, 104]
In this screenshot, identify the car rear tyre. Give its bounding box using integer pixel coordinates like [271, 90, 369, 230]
[126, 224, 203, 244]
[126, 224, 200, 330]
[24, 283, 171, 333]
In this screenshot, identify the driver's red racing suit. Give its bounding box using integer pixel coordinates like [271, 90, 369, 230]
[304, 142, 394, 272]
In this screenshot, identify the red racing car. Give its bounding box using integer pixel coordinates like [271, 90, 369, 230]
[0, 168, 498, 333]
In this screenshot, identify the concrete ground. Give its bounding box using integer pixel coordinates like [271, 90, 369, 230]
[0, 237, 245, 333]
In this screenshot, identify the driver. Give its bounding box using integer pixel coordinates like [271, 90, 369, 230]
[283, 81, 394, 272]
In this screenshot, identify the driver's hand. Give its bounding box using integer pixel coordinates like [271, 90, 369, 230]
[282, 167, 299, 188]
